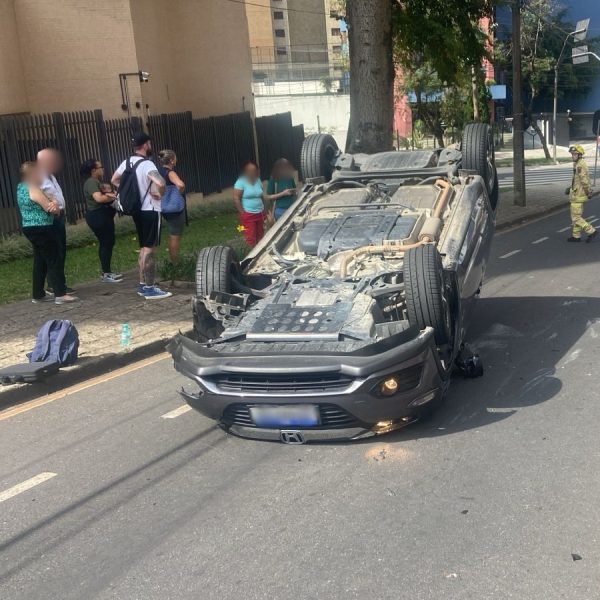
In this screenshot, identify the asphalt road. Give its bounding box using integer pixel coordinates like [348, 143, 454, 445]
[2, 201, 600, 599]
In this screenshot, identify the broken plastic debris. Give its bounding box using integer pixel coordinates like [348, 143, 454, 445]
[572, 553, 582, 561]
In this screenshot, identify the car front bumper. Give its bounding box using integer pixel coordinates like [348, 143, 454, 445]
[167, 327, 449, 442]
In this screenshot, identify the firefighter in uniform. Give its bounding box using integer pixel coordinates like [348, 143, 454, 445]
[567, 144, 597, 243]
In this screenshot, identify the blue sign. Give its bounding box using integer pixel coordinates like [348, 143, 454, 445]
[489, 85, 507, 100]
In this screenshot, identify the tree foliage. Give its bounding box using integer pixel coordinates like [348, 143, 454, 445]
[496, 0, 600, 158]
[395, 0, 494, 147]
[345, 0, 495, 153]
[393, 1, 494, 84]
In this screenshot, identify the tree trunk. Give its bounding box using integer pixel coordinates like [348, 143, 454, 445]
[471, 67, 480, 122]
[530, 115, 551, 160]
[345, 0, 394, 153]
[526, 92, 551, 160]
[415, 90, 445, 148]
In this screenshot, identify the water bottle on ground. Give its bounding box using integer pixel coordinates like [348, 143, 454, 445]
[120, 323, 131, 349]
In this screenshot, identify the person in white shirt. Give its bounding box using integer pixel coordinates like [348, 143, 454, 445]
[37, 148, 74, 294]
[112, 132, 172, 300]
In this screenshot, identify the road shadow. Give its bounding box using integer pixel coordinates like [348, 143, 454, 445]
[379, 294, 600, 442]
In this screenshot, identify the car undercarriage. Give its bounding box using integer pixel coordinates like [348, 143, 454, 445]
[169, 123, 498, 443]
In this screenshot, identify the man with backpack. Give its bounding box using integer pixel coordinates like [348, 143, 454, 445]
[111, 132, 172, 299]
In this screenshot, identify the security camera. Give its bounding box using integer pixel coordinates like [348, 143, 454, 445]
[139, 71, 150, 83]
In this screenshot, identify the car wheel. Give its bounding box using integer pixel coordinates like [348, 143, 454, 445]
[194, 246, 239, 342]
[300, 133, 339, 182]
[462, 122, 498, 210]
[195, 246, 238, 298]
[403, 244, 452, 346]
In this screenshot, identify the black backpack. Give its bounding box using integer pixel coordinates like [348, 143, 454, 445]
[117, 157, 151, 216]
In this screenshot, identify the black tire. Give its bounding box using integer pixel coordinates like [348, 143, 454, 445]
[300, 133, 339, 182]
[403, 245, 451, 346]
[195, 246, 237, 298]
[194, 246, 239, 342]
[462, 123, 498, 209]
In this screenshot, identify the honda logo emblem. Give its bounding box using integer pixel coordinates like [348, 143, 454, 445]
[280, 430, 306, 445]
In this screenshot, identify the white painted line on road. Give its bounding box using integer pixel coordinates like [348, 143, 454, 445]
[531, 237, 549, 244]
[558, 226, 571, 233]
[588, 218, 598, 224]
[0, 472, 57, 503]
[588, 215, 596, 219]
[499, 250, 522, 259]
[161, 405, 192, 419]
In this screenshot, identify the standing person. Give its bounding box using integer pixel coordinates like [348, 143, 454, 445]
[233, 160, 292, 247]
[267, 158, 297, 221]
[81, 159, 122, 283]
[17, 162, 79, 305]
[111, 133, 172, 299]
[157, 150, 186, 264]
[37, 148, 75, 293]
[566, 144, 597, 243]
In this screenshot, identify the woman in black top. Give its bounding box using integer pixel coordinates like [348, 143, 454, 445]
[81, 158, 122, 283]
[158, 150, 186, 263]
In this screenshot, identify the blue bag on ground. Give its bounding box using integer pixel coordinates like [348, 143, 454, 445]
[28, 320, 79, 366]
[161, 185, 185, 214]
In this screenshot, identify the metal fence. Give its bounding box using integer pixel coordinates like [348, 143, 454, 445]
[0, 109, 302, 235]
[255, 112, 305, 177]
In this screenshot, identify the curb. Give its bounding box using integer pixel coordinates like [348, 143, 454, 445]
[0, 328, 193, 410]
[496, 201, 570, 232]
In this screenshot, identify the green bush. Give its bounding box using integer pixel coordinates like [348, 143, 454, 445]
[159, 253, 197, 284]
[157, 232, 251, 285]
[0, 197, 237, 265]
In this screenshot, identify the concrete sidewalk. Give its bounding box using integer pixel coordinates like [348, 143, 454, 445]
[496, 182, 569, 230]
[0, 184, 571, 394]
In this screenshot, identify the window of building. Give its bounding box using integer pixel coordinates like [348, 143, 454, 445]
[274, 11, 284, 19]
[276, 47, 288, 55]
[275, 29, 286, 38]
[331, 28, 341, 36]
[332, 45, 342, 54]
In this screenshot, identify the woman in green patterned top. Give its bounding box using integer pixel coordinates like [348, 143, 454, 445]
[17, 162, 78, 304]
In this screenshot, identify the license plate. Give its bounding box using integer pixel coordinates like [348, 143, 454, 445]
[249, 405, 320, 428]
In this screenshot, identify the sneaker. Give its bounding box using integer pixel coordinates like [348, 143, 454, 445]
[137, 283, 146, 297]
[586, 231, 598, 243]
[50, 286, 76, 294]
[141, 285, 172, 300]
[567, 237, 581, 243]
[55, 294, 80, 305]
[101, 273, 123, 283]
[32, 292, 54, 304]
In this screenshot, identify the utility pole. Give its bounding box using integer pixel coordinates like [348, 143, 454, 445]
[512, 0, 526, 206]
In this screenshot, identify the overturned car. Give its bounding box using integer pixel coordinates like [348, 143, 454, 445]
[169, 123, 498, 443]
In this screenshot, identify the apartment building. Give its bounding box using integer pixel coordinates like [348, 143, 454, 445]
[247, 0, 343, 66]
[0, 0, 253, 119]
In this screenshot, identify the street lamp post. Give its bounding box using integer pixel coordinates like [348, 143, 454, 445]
[552, 20, 589, 164]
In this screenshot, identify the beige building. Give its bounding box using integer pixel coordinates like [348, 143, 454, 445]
[0, 0, 253, 119]
[247, 0, 342, 66]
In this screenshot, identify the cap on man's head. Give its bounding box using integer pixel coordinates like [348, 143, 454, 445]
[132, 132, 151, 148]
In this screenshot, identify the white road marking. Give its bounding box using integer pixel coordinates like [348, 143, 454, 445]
[161, 405, 192, 419]
[499, 250, 522, 259]
[0, 472, 57, 503]
[588, 218, 598, 224]
[531, 237, 549, 244]
[588, 215, 596, 219]
[558, 226, 571, 233]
